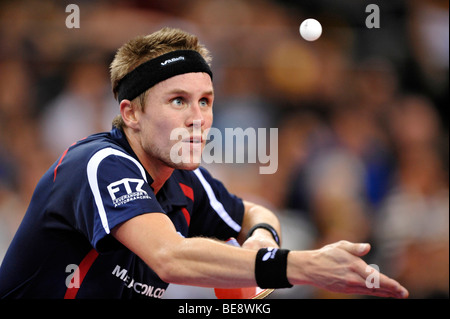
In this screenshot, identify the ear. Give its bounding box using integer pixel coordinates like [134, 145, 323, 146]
[120, 99, 139, 130]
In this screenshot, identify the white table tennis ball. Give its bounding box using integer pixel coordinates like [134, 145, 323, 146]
[299, 18, 322, 41]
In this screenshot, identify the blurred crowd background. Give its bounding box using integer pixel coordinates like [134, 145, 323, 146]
[0, 0, 448, 299]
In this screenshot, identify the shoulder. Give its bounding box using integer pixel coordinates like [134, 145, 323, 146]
[65, 132, 134, 168]
[53, 131, 141, 183]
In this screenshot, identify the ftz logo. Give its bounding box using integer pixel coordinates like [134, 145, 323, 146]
[107, 178, 151, 207]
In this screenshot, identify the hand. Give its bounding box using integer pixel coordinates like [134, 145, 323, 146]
[242, 228, 279, 250]
[290, 240, 409, 298]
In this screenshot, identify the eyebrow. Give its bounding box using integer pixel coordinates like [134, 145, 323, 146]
[165, 88, 214, 97]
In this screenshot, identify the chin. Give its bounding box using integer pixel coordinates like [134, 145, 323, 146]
[170, 161, 201, 171]
[177, 164, 201, 171]
[169, 150, 203, 170]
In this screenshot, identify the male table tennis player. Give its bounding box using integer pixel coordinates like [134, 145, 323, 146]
[0, 27, 408, 299]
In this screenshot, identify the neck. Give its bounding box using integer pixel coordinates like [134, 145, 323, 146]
[147, 164, 174, 195]
[123, 128, 173, 194]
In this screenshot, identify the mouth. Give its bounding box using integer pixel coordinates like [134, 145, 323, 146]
[182, 136, 203, 144]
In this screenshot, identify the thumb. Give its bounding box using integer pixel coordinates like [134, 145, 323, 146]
[353, 243, 371, 256]
[337, 241, 371, 256]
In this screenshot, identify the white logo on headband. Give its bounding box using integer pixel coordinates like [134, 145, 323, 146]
[161, 56, 185, 66]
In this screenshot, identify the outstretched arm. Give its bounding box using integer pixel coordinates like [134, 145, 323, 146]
[112, 212, 408, 297]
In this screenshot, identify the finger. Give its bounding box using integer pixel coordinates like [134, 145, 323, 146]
[355, 267, 409, 299]
[355, 282, 409, 299]
[349, 284, 407, 299]
[344, 260, 409, 299]
[377, 273, 409, 298]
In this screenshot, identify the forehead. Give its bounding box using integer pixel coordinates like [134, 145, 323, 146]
[150, 72, 213, 96]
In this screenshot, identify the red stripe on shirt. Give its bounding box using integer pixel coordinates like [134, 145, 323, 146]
[179, 183, 193, 226]
[179, 183, 194, 201]
[53, 138, 86, 182]
[53, 145, 72, 182]
[64, 248, 99, 299]
[181, 207, 191, 226]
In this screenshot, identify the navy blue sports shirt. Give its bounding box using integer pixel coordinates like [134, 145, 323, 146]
[0, 127, 244, 299]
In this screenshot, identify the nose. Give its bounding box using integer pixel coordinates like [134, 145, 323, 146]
[186, 103, 206, 128]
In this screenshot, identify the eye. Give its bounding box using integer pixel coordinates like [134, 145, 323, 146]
[199, 98, 211, 108]
[170, 97, 184, 107]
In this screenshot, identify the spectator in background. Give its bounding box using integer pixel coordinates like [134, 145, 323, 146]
[39, 54, 118, 158]
[0, 59, 47, 262]
[373, 95, 449, 299]
[407, 0, 449, 124]
[282, 56, 406, 298]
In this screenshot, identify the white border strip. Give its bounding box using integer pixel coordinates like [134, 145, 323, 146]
[87, 147, 147, 234]
[193, 168, 241, 233]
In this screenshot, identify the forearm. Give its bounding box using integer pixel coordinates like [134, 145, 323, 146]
[146, 201, 281, 287]
[113, 213, 258, 288]
[162, 237, 258, 288]
[164, 201, 283, 288]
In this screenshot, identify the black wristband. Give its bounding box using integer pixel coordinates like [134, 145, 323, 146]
[255, 247, 293, 289]
[247, 223, 280, 246]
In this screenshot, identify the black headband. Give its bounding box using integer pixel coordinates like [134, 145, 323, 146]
[115, 50, 213, 102]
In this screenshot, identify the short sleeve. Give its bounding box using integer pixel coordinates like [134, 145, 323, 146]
[84, 147, 164, 251]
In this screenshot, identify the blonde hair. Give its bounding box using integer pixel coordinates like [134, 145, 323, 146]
[110, 27, 212, 128]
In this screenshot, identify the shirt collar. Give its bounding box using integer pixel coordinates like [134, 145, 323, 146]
[156, 171, 188, 212]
